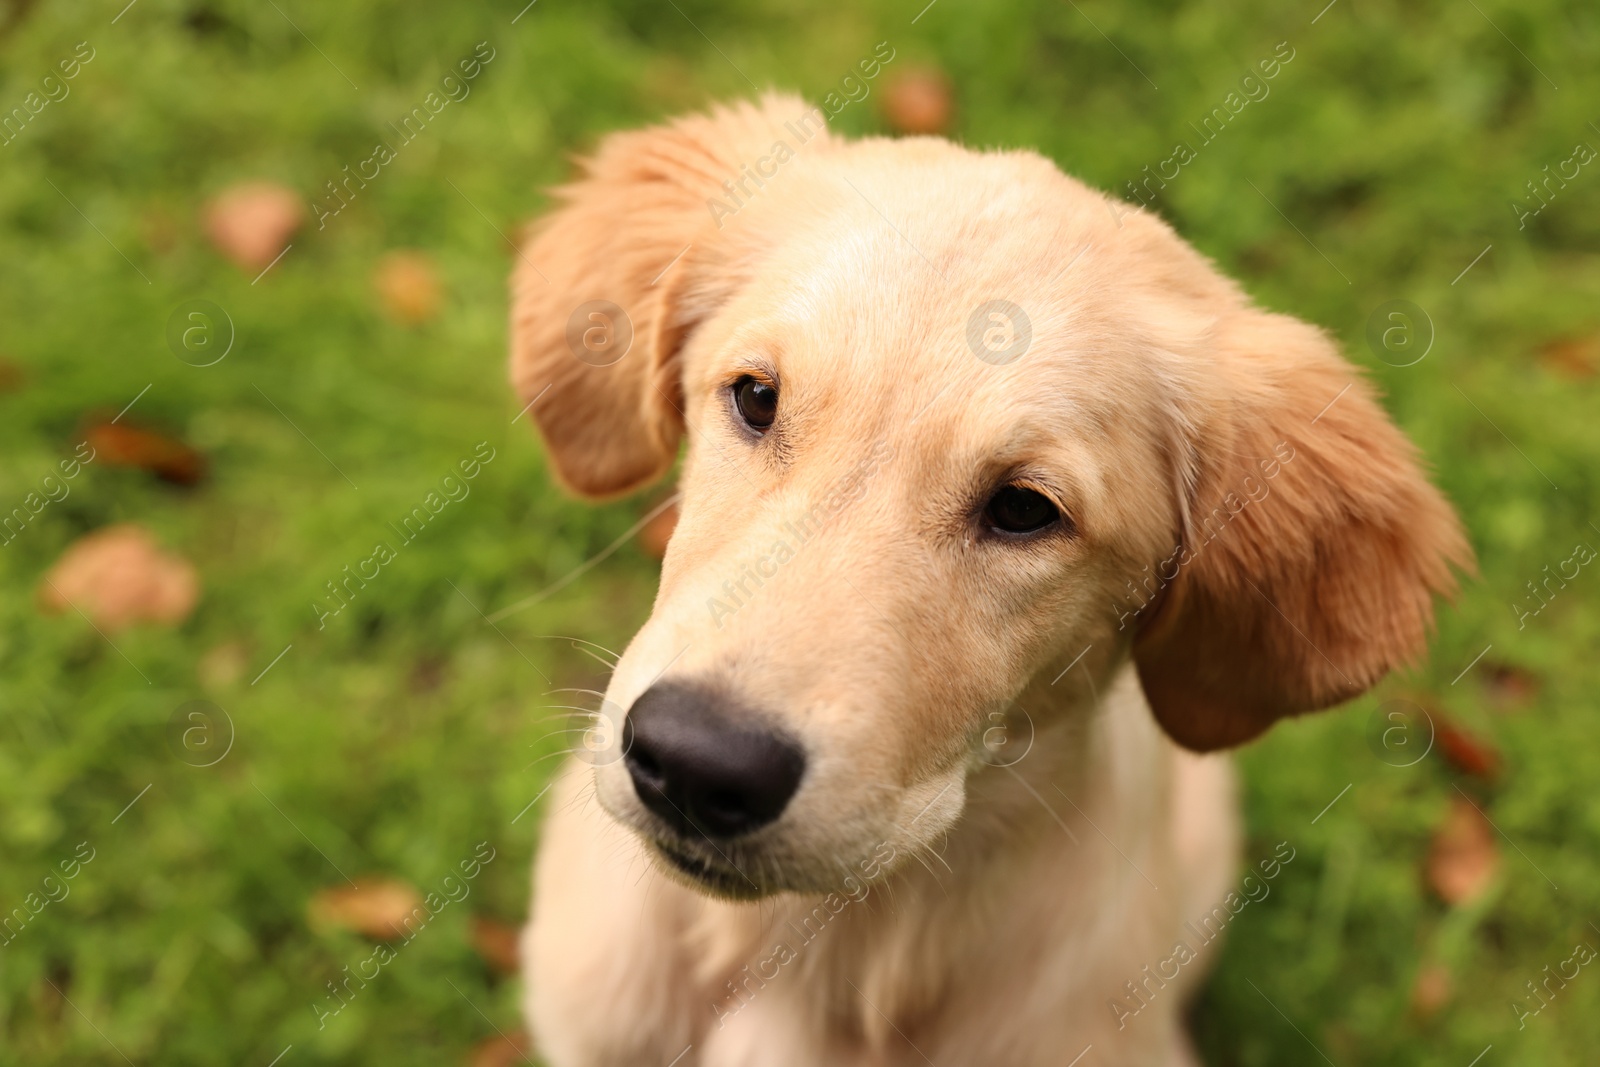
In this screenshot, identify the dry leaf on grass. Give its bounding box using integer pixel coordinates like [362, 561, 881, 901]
[307, 879, 426, 940]
[1480, 662, 1541, 712]
[0, 355, 23, 392]
[470, 915, 521, 975]
[31, 966, 71, 1022]
[1410, 962, 1453, 1018]
[1539, 335, 1599, 380]
[140, 205, 181, 256]
[638, 498, 679, 560]
[468, 1030, 533, 1067]
[204, 181, 302, 272]
[409, 656, 447, 694]
[375, 250, 443, 325]
[1434, 717, 1502, 781]
[82, 419, 207, 485]
[37, 524, 199, 632]
[882, 68, 954, 135]
[1426, 795, 1499, 905]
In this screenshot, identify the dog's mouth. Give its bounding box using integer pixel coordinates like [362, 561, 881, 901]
[649, 838, 766, 900]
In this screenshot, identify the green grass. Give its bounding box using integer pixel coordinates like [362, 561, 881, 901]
[1, 0, 1597, 1063]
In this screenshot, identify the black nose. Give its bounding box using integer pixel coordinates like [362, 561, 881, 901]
[623, 683, 805, 839]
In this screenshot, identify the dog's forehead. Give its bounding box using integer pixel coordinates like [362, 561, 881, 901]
[726, 219, 1164, 438]
[682, 146, 1206, 514]
[723, 151, 1187, 402]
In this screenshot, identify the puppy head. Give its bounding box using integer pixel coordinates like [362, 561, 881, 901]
[511, 96, 1470, 899]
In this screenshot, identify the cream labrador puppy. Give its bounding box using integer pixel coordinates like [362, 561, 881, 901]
[509, 96, 1469, 1066]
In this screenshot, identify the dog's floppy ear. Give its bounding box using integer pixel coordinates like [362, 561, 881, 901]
[1134, 308, 1473, 751]
[511, 95, 828, 498]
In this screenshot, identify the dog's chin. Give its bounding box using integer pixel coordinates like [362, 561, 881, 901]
[646, 839, 773, 901]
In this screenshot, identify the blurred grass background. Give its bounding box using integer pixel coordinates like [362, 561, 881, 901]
[1, 0, 1597, 1063]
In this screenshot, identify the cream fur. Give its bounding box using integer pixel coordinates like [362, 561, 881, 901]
[508, 95, 1468, 1066]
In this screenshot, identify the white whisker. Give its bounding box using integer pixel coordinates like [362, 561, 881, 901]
[522, 748, 583, 771]
[531, 724, 594, 736]
[538, 634, 623, 665]
[548, 687, 610, 701]
[909, 849, 950, 897]
[574, 646, 618, 671]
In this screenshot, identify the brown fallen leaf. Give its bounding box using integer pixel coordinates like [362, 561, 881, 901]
[1433, 717, 1502, 781]
[30, 963, 72, 1024]
[470, 915, 521, 975]
[468, 1030, 533, 1067]
[308, 879, 426, 941]
[82, 420, 207, 485]
[409, 656, 447, 694]
[638, 497, 679, 560]
[1411, 962, 1453, 1019]
[1480, 662, 1540, 713]
[141, 205, 181, 256]
[1426, 795, 1499, 905]
[0, 355, 23, 393]
[204, 181, 302, 272]
[375, 250, 443, 326]
[881, 68, 954, 135]
[1539, 335, 1599, 380]
[37, 524, 200, 632]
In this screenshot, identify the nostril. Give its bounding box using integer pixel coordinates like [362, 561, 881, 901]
[628, 747, 661, 779]
[702, 788, 749, 823]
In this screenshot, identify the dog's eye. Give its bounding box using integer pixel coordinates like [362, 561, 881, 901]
[984, 486, 1060, 535]
[732, 376, 778, 432]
